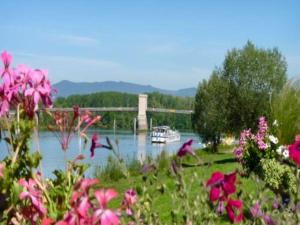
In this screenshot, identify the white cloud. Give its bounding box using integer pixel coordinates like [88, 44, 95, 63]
[54, 34, 99, 46]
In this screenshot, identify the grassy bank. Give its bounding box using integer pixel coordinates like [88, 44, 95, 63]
[94, 148, 258, 224]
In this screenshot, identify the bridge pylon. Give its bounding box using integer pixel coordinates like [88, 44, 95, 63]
[137, 94, 148, 131]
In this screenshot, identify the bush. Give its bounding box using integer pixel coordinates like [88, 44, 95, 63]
[271, 84, 300, 144]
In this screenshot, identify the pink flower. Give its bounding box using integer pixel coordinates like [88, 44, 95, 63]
[177, 139, 195, 157]
[226, 199, 243, 223]
[1, 51, 12, 68]
[256, 133, 267, 150]
[0, 163, 4, 178]
[255, 117, 269, 150]
[207, 171, 225, 186]
[233, 147, 243, 160]
[263, 215, 275, 225]
[59, 178, 100, 224]
[288, 138, 300, 165]
[79, 178, 99, 193]
[41, 217, 54, 225]
[210, 186, 222, 202]
[258, 117, 268, 134]
[90, 133, 103, 157]
[77, 196, 91, 218]
[222, 172, 237, 195]
[121, 189, 137, 215]
[19, 178, 47, 218]
[0, 86, 10, 116]
[25, 70, 49, 111]
[206, 171, 237, 202]
[250, 201, 263, 218]
[93, 189, 119, 225]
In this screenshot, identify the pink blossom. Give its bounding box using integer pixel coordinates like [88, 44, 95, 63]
[226, 199, 243, 223]
[1, 51, 12, 68]
[258, 117, 268, 134]
[25, 70, 50, 111]
[234, 129, 254, 159]
[288, 138, 300, 166]
[206, 171, 237, 202]
[41, 217, 54, 225]
[0, 163, 4, 177]
[19, 178, 47, 221]
[77, 196, 91, 218]
[121, 189, 137, 215]
[177, 139, 195, 157]
[263, 215, 275, 225]
[234, 147, 243, 160]
[0, 51, 54, 119]
[93, 189, 119, 225]
[256, 133, 267, 150]
[59, 178, 100, 224]
[250, 201, 263, 218]
[79, 178, 99, 193]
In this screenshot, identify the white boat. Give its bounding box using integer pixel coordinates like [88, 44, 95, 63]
[151, 126, 180, 143]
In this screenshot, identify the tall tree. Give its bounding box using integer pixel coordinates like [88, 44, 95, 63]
[222, 41, 287, 133]
[193, 72, 229, 152]
[194, 41, 287, 150]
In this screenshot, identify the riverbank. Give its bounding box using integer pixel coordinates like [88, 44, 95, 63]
[93, 147, 257, 224]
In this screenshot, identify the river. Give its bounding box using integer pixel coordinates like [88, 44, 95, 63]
[0, 130, 202, 177]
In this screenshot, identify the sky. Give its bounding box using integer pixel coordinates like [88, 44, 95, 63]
[0, 0, 299, 90]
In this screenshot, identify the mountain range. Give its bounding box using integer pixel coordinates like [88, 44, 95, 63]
[53, 80, 197, 97]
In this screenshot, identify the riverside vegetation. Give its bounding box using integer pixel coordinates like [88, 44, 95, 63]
[2, 42, 300, 225]
[51, 91, 194, 131]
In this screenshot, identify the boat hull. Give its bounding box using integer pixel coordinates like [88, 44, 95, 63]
[151, 136, 180, 143]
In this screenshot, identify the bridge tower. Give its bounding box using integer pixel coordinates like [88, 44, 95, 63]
[138, 94, 148, 131]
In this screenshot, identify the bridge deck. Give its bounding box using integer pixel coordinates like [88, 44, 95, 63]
[48, 107, 194, 114]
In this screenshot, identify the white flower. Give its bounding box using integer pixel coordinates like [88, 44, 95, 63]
[273, 120, 278, 127]
[283, 149, 289, 159]
[276, 145, 285, 155]
[269, 135, 278, 144]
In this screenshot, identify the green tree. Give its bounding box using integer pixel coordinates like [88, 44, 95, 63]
[194, 41, 287, 150]
[193, 72, 229, 152]
[222, 41, 287, 134]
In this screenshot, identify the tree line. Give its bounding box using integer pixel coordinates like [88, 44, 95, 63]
[47, 92, 195, 130]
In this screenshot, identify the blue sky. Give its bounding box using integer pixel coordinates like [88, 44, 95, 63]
[0, 1, 299, 89]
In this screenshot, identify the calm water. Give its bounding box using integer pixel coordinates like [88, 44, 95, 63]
[0, 130, 202, 177]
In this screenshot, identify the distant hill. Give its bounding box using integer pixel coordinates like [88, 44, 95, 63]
[53, 80, 197, 97]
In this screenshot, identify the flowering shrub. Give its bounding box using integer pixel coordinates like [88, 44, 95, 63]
[234, 117, 296, 197]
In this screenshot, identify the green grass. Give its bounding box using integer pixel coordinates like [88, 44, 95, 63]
[94, 149, 260, 224]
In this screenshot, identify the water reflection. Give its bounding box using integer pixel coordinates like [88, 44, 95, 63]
[0, 130, 201, 177]
[137, 132, 146, 163]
